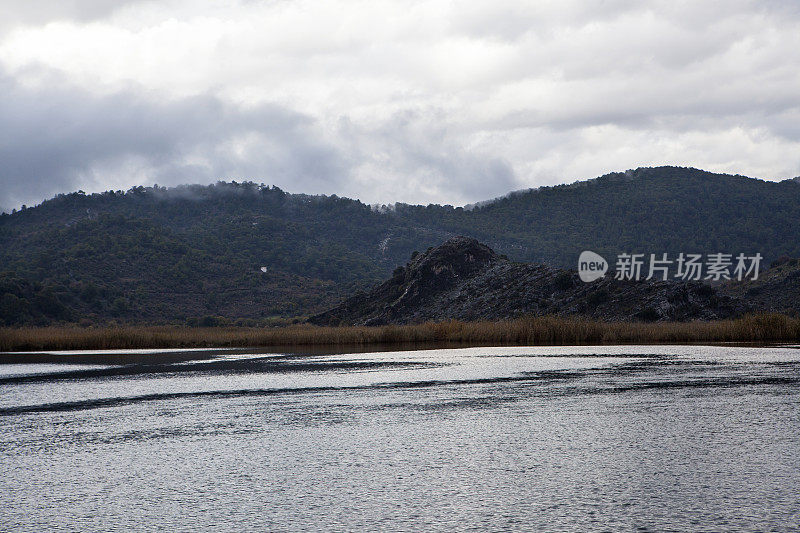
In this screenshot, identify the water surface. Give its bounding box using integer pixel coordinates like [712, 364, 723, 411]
[1, 345, 799, 531]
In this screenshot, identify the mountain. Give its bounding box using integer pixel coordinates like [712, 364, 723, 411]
[310, 237, 752, 325]
[1, 166, 799, 326]
[390, 166, 800, 266]
[0, 183, 436, 326]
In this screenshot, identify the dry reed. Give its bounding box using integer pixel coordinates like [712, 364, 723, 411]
[1, 313, 799, 352]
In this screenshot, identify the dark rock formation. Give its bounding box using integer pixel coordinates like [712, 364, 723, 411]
[720, 257, 800, 317]
[311, 237, 753, 325]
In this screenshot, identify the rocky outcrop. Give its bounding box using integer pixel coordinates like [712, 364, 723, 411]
[311, 237, 753, 326]
[720, 257, 800, 317]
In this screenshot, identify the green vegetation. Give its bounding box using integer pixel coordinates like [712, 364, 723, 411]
[0, 183, 426, 325]
[392, 167, 800, 265]
[1, 313, 798, 352]
[2, 167, 799, 325]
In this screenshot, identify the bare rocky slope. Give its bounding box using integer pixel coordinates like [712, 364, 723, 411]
[720, 256, 800, 317]
[310, 237, 757, 326]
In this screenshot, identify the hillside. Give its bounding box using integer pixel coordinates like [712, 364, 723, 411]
[310, 237, 752, 326]
[392, 166, 800, 265]
[720, 256, 800, 316]
[0, 184, 450, 326]
[1, 166, 799, 325]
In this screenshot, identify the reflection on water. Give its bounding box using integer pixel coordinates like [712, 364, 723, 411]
[1, 345, 799, 531]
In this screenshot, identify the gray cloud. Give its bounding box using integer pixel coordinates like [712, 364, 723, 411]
[0, 0, 148, 25]
[0, 66, 520, 211]
[336, 110, 518, 203]
[1, 0, 800, 211]
[0, 67, 352, 211]
[0, 0, 154, 39]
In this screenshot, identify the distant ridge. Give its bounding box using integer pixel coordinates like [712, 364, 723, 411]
[2, 166, 799, 325]
[463, 166, 796, 210]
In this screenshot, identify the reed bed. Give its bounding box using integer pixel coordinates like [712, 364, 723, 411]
[1, 313, 799, 352]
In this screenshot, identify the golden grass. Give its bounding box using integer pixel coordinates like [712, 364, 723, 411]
[1, 313, 799, 352]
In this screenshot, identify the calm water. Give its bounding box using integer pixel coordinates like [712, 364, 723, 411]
[1, 345, 799, 532]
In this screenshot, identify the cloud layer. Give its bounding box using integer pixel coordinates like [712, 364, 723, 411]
[1, 0, 799, 211]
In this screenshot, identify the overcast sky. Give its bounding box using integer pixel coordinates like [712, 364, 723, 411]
[1, 0, 799, 212]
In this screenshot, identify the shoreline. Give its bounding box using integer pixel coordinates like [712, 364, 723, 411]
[2, 313, 799, 353]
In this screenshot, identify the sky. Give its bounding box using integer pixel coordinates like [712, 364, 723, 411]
[1, 0, 799, 212]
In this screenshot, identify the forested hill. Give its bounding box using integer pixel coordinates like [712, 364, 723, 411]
[1, 166, 799, 325]
[0, 184, 447, 326]
[391, 166, 800, 265]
